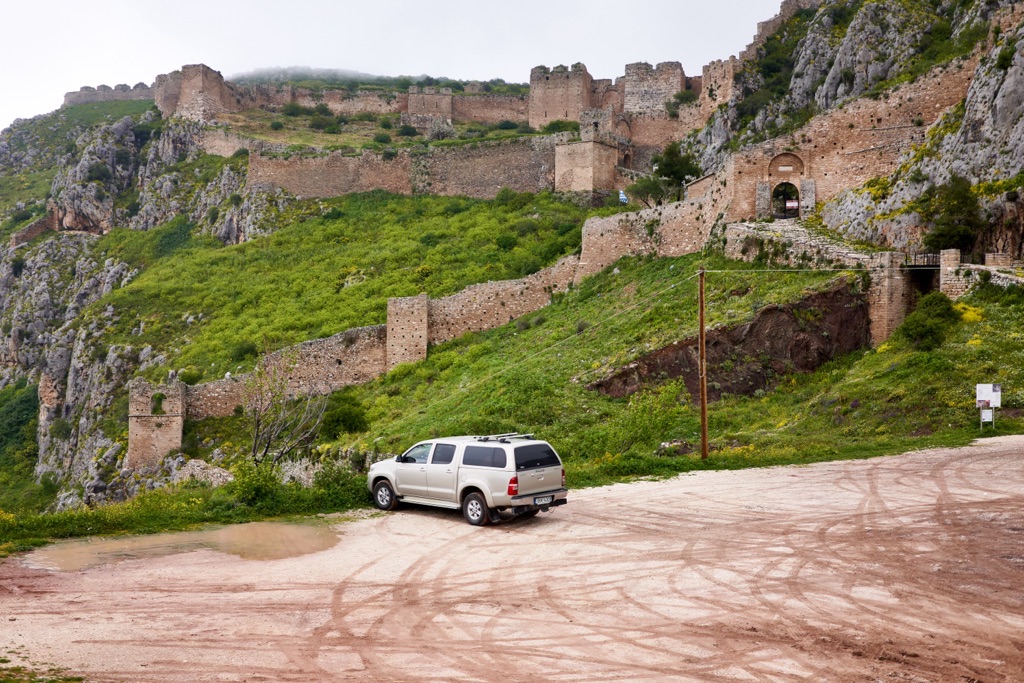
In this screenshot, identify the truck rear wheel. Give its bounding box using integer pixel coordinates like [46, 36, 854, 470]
[462, 492, 490, 526]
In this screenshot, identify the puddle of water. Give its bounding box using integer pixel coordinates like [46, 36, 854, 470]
[22, 521, 340, 572]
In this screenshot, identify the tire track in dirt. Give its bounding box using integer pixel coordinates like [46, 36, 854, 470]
[2, 437, 1024, 681]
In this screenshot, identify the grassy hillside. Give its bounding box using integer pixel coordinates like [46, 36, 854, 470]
[341, 256, 1024, 486]
[94, 190, 617, 384]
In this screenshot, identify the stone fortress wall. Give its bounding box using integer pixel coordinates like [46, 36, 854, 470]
[245, 133, 569, 200]
[63, 82, 155, 106]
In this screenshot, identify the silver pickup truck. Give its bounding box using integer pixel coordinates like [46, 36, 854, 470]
[367, 434, 568, 525]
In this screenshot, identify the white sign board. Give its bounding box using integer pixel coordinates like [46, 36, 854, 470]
[976, 384, 1002, 408]
[785, 200, 799, 209]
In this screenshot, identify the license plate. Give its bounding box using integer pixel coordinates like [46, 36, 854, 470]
[534, 496, 553, 505]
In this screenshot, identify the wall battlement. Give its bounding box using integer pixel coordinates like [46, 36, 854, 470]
[63, 82, 155, 107]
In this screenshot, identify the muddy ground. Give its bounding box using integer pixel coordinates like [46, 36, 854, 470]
[2, 436, 1023, 682]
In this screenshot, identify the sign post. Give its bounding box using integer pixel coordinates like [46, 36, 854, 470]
[976, 384, 1001, 430]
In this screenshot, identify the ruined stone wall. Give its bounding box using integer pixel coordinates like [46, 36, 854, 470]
[246, 134, 567, 200]
[939, 249, 973, 299]
[426, 255, 579, 346]
[155, 64, 251, 121]
[407, 87, 454, 120]
[248, 150, 413, 197]
[726, 59, 975, 222]
[386, 295, 428, 369]
[625, 115, 692, 165]
[591, 79, 623, 113]
[575, 176, 728, 284]
[185, 377, 246, 421]
[737, 0, 824, 62]
[270, 324, 388, 398]
[63, 83, 154, 107]
[302, 90, 403, 115]
[529, 64, 593, 130]
[452, 94, 529, 124]
[699, 59, 738, 119]
[184, 325, 388, 419]
[126, 379, 184, 468]
[412, 135, 566, 198]
[555, 141, 618, 192]
[9, 212, 57, 248]
[623, 62, 685, 115]
[200, 129, 290, 157]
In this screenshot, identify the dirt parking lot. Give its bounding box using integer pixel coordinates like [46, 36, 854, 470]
[2, 436, 1024, 682]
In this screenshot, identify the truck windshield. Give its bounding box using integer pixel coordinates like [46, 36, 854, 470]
[514, 444, 561, 471]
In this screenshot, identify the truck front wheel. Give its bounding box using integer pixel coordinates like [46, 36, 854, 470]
[373, 480, 398, 511]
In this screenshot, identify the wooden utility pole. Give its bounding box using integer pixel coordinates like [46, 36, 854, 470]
[698, 267, 709, 459]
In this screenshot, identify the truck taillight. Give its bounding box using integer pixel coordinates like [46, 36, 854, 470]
[507, 476, 519, 496]
[561, 468, 566, 487]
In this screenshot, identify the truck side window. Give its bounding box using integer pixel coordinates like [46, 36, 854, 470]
[431, 444, 456, 465]
[402, 444, 432, 464]
[464, 445, 506, 468]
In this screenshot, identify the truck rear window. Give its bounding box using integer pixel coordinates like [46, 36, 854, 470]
[463, 446, 507, 468]
[514, 444, 561, 471]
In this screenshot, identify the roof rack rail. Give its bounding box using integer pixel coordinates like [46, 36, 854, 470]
[476, 433, 535, 442]
[477, 433, 536, 443]
[476, 433, 518, 442]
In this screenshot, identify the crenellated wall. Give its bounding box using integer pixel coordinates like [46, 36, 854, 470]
[623, 62, 685, 115]
[63, 83, 154, 107]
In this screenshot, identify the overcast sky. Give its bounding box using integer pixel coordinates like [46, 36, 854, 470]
[1, 0, 783, 131]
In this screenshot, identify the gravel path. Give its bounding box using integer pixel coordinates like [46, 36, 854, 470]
[3, 436, 1023, 682]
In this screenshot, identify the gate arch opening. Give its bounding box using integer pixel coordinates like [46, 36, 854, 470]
[772, 182, 800, 219]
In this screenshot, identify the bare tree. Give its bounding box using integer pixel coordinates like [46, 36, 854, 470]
[242, 351, 327, 466]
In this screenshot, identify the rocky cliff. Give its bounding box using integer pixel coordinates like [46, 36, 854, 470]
[822, 14, 1024, 254]
[690, 0, 1014, 172]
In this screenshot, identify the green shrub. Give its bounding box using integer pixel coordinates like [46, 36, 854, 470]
[10, 209, 32, 223]
[321, 391, 368, 438]
[229, 460, 282, 508]
[229, 340, 259, 362]
[379, 118, 392, 130]
[11, 256, 26, 278]
[496, 120, 518, 130]
[897, 292, 960, 351]
[229, 193, 243, 207]
[282, 102, 313, 117]
[495, 234, 518, 251]
[206, 207, 219, 224]
[541, 120, 580, 134]
[270, 120, 284, 130]
[665, 90, 698, 118]
[324, 124, 341, 134]
[996, 47, 1015, 70]
[516, 123, 535, 134]
[373, 133, 392, 144]
[86, 162, 112, 183]
[921, 175, 985, 253]
[309, 115, 333, 130]
[231, 148, 249, 158]
[313, 103, 331, 116]
[177, 366, 204, 385]
[397, 124, 418, 137]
